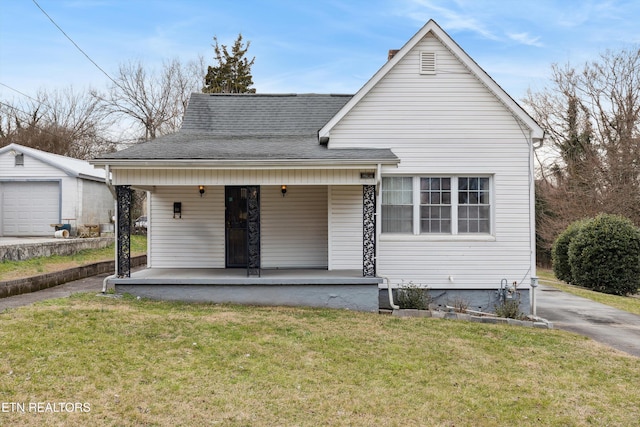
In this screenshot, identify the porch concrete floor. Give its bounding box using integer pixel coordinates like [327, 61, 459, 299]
[109, 268, 382, 286]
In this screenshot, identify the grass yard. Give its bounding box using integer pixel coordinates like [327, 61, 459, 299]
[538, 269, 640, 316]
[1, 294, 639, 426]
[0, 236, 147, 281]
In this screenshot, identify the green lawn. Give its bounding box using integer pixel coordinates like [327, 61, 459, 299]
[0, 236, 147, 281]
[538, 269, 640, 316]
[1, 294, 638, 426]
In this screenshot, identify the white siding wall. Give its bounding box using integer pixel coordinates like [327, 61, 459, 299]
[329, 33, 533, 289]
[79, 180, 114, 225]
[149, 186, 225, 268]
[328, 185, 363, 270]
[261, 185, 328, 268]
[0, 152, 66, 178]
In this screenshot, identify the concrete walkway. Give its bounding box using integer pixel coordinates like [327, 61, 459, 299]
[0, 271, 110, 312]
[536, 284, 640, 358]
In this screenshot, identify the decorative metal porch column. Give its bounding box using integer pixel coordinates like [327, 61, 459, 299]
[247, 186, 261, 277]
[116, 185, 132, 278]
[363, 185, 376, 277]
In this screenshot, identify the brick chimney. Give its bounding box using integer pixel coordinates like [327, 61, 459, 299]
[388, 49, 400, 60]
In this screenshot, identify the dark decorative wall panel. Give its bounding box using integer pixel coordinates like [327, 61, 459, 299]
[116, 185, 132, 278]
[247, 186, 261, 276]
[363, 185, 376, 277]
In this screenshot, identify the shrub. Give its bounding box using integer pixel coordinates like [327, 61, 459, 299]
[568, 214, 640, 296]
[494, 299, 523, 319]
[552, 219, 590, 283]
[396, 283, 431, 310]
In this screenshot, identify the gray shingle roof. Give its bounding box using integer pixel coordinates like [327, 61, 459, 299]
[182, 93, 352, 135]
[96, 93, 398, 164]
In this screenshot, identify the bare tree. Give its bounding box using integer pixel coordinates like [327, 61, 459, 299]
[96, 57, 205, 141]
[0, 87, 115, 159]
[525, 48, 640, 255]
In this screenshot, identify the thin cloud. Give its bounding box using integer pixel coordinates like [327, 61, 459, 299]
[508, 32, 543, 47]
[403, 0, 500, 41]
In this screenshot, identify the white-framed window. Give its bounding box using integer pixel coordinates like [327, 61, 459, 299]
[457, 177, 490, 233]
[420, 177, 451, 233]
[381, 177, 413, 233]
[382, 176, 492, 235]
[15, 153, 24, 166]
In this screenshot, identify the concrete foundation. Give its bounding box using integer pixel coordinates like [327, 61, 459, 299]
[115, 283, 379, 312]
[110, 268, 381, 312]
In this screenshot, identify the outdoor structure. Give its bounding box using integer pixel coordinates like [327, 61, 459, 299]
[92, 20, 544, 313]
[0, 143, 113, 237]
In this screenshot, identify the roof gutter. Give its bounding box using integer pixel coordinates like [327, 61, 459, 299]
[91, 158, 400, 169]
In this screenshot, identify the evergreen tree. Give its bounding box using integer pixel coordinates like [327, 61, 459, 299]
[203, 34, 256, 94]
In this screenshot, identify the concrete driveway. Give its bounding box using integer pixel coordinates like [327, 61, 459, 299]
[536, 284, 640, 358]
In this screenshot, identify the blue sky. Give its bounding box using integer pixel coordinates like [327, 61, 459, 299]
[2, 0, 640, 103]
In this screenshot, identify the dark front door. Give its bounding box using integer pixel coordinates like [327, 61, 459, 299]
[225, 186, 248, 267]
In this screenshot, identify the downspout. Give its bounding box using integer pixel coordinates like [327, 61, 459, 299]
[377, 163, 399, 310]
[102, 164, 117, 293]
[528, 132, 535, 314]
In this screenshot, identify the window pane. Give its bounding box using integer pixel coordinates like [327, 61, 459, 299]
[442, 178, 451, 190]
[469, 177, 478, 190]
[459, 177, 468, 191]
[479, 191, 489, 204]
[479, 206, 490, 219]
[382, 206, 413, 233]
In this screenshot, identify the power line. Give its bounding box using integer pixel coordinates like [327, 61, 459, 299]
[0, 82, 54, 110]
[0, 100, 72, 141]
[31, 0, 121, 89]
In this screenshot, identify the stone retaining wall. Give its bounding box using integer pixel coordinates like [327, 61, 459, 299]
[0, 237, 115, 262]
[0, 255, 147, 299]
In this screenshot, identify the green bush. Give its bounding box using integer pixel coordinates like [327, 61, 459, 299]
[494, 299, 523, 319]
[396, 283, 432, 310]
[552, 219, 590, 283]
[568, 214, 640, 296]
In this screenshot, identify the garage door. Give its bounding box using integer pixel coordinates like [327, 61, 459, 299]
[1, 181, 60, 236]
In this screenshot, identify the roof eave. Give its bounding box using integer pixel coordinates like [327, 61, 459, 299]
[91, 158, 400, 169]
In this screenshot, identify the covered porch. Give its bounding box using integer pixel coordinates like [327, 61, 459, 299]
[109, 268, 382, 312]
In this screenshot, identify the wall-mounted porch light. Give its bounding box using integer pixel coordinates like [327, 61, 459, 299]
[199, 185, 205, 197]
[281, 185, 287, 197]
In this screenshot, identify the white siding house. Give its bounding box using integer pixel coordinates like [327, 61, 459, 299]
[93, 20, 543, 313]
[320, 26, 542, 298]
[0, 143, 113, 237]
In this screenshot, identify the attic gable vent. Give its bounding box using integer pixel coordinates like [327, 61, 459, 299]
[420, 51, 436, 75]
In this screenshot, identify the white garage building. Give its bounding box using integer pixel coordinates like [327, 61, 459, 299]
[0, 143, 113, 237]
